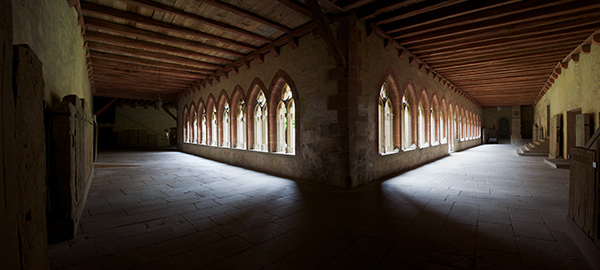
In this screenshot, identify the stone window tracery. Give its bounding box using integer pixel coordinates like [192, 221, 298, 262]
[276, 84, 295, 154]
[201, 109, 207, 144]
[430, 108, 437, 145]
[236, 99, 246, 149]
[211, 105, 217, 146]
[222, 102, 230, 147]
[379, 83, 395, 154]
[254, 90, 268, 151]
[402, 95, 415, 150]
[192, 111, 198, 144]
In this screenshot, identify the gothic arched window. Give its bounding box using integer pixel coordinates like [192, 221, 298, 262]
[201, 109, 207, 144]
[222, 102, 230, 147]
[254, 90, 268, 151]
[402, 95, 414, 150]
[211, 105, 217, 146]
[430, 108, 436, 144]
[236, 99, 246, 149]
[276, 84, 295, 154]
[192, 111, 198, 144]
[378, 83, 394, 154]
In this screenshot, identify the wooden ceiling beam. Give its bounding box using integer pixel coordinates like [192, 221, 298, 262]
[90, 51, 214, 74]
[397, 6, 600, 46]
[457, 80, 546, 88]
[341, 0, 378, 12]
[94, 89, 177, 102]
[94, 80, 185, 92]
[81, 2, 256, 51]
[317, 0, 343, 13]
[92, 66, 200, 81]
[411, 28, 592, 56]
[88, 42, 223, 70]
[418, 34, 582, 60]
[400, 11, 600, 47]
[447, 70, 551, 80]
[453, 75, 550, 85]
[306, 0, 347, 68]
[424, 47, 571, 66]
[386, 0, 572, 37]
[84, 17, 245, 58]
[200, 0, 292, 33]
[432, 52, 566, 70]
[86, 30, 233, 65]
[444, 67, 554, 79]
[376, 0, 523, 32]
[91, 60, 207, 78]
[118, 0, 272, 43]
[358, 0, 460, 21]
[95, 85, 180, 96]
[468, 90, 541, 96]
[93, 74, 192, 88]
[463, 84, 544, 91]
[275, 0, 313, 18]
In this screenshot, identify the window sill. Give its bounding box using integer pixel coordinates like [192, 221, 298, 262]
[273, 151, 295, 156]
[402, 145, 417, 152]
[379, 148, 400, 156]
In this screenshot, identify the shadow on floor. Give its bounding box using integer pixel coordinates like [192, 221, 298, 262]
[49, 145, 589, 269]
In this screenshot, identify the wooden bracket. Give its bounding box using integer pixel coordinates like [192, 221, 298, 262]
[163, 107, 178, 122]
[93, 97, 118, 116]
[306, 0, 347, 69]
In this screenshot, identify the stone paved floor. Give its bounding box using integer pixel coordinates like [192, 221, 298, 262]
[49, 144, 592, 269]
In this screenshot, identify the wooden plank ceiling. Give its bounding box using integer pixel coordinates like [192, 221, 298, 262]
[80, 0, 600, 107]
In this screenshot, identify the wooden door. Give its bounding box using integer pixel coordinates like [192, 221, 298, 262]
[569, 147, 598, 241]
[499, 117, 509, 138]
[549, 114, 563, 159]
[567, 109, 582, 158]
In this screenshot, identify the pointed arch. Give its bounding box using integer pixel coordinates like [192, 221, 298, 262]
[268, 70, 299, 154]
[401, 79, 417, 150]
[448, 101, 455, 151]
[440, 97, 448, 144]
[376, 68, 401, 154]
[455, 104, 461, 141]
[431, 94, 440, 144]
[182, 105, 189, 143]
[231, 85, 246, 149]
[189, 102, 198, 144]
[206, 94, 217, 146]
[197, 98, 206, 144]
[417, 87, 430, 148]
[247, 78, 269, 151]
[217, 90, 231, 148]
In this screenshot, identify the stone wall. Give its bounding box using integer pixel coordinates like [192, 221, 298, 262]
[114, 106, 177, 147]
[0, 1, 20, 267]
[0, 43, 50, 269]
[10, 0, 94, 244]
[179, 24, 342, 186]
[534, 42, 600, 156]
[48, 95, 95, 242]
[482, 106, 512, 143]
[178, 15, 482, 188]
[12, 0, 93, 114]
[355, 20, 482, 185]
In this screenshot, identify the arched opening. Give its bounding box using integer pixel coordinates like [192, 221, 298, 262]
[276, 84, 295, 154]
[378, 82, 395, 154]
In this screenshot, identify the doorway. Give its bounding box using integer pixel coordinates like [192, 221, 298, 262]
[499, 117, 510, 139]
